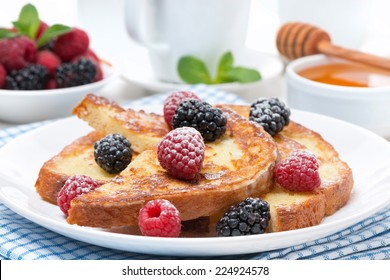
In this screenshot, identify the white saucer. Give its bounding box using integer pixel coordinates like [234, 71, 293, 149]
[120, 47, 284, 94]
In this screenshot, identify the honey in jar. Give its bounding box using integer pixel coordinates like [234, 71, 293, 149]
[298, 63, 390, 87]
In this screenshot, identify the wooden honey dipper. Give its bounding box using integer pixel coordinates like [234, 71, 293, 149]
[276, 22, 390, 70]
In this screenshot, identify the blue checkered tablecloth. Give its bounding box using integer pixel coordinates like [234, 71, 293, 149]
[0, 85, 389, 260]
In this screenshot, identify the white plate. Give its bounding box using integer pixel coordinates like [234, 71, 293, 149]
[0, 107, 389, 256]
[120, 48, 284, 93]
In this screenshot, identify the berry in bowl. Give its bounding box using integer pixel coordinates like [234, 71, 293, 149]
[0, 4, 116, 123]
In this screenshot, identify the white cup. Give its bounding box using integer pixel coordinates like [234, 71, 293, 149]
[125, 0, 252, 83]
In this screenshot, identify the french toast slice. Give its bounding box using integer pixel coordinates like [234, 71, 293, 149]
[36, 94, 170, 204]
[35, 131, 111, 204]
[72, 93, 170, 153]
[66, 107, 278, 227]
[219, 104, 354, 232]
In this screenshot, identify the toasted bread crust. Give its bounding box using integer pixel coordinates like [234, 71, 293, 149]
[67, 108, 278, 227]
[35, 164, 71, 204]
[265, 190, 326, 232]
[73, 94, 169, 153]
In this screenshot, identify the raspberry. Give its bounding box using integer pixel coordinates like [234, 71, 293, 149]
[57, 175, 100, 216]
[0, 36, 37, 71]
[171, 99, 227, 142]
[157, 127, 205, 180]
[275, 150, 321, 192]
[216, 197, 270, 236]
[53, 28, 89, 61]
[94, 133, 133, 174]
[0, 64, 6, 88]
[55, 58, 97, 88]
[45, 79, 57, 90]
[250, 97, 291, 136]
[163, 91, 201, 128]
[138, 199, 181, 237]
[17, 36, 37, 62]
[36, 50, 61, 77]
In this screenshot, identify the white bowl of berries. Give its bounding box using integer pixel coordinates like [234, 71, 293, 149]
[0, 4, 116, 124]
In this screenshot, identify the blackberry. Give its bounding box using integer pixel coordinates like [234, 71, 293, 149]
[249, 97, 291, 136]
[39, 39, 54, 51]
[171, 99, 227, 142]
[216, 197, 270, 237]
[55, 58, 97, 88]
[5, 64, 49, 90]
[94, 133, 133, 174]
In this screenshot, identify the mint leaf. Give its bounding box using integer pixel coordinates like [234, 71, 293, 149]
[217, 51, 234, 74]
[0, 28, 18, 39]
[178, 56, 212, 84]
[37, 24, 71, 47]
[215, 51, 234, 83]
[216, 51, 261, 83]
[177, 51, 262, 84]
[12, 3, 40, 39]
[221, 67, 262, 83]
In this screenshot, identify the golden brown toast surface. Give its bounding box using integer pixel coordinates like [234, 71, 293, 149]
[35, 131, 111, 204]
[220, 104, 354, 232]
[67, 108, 278, 227]
[73, 94, 169, 153]
[36, 93, 170, 204]
[35, 131, 144, 204]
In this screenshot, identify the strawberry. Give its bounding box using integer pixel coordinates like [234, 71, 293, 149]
[0, 36, 37, 71]
[53, 28, 89, 61]
[83, 49, 99, 63]
[0, 64, 6, 88]
[35, 21, 48, 39]
[36, 50, 61, 76]
[95, 63, 103, 81]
